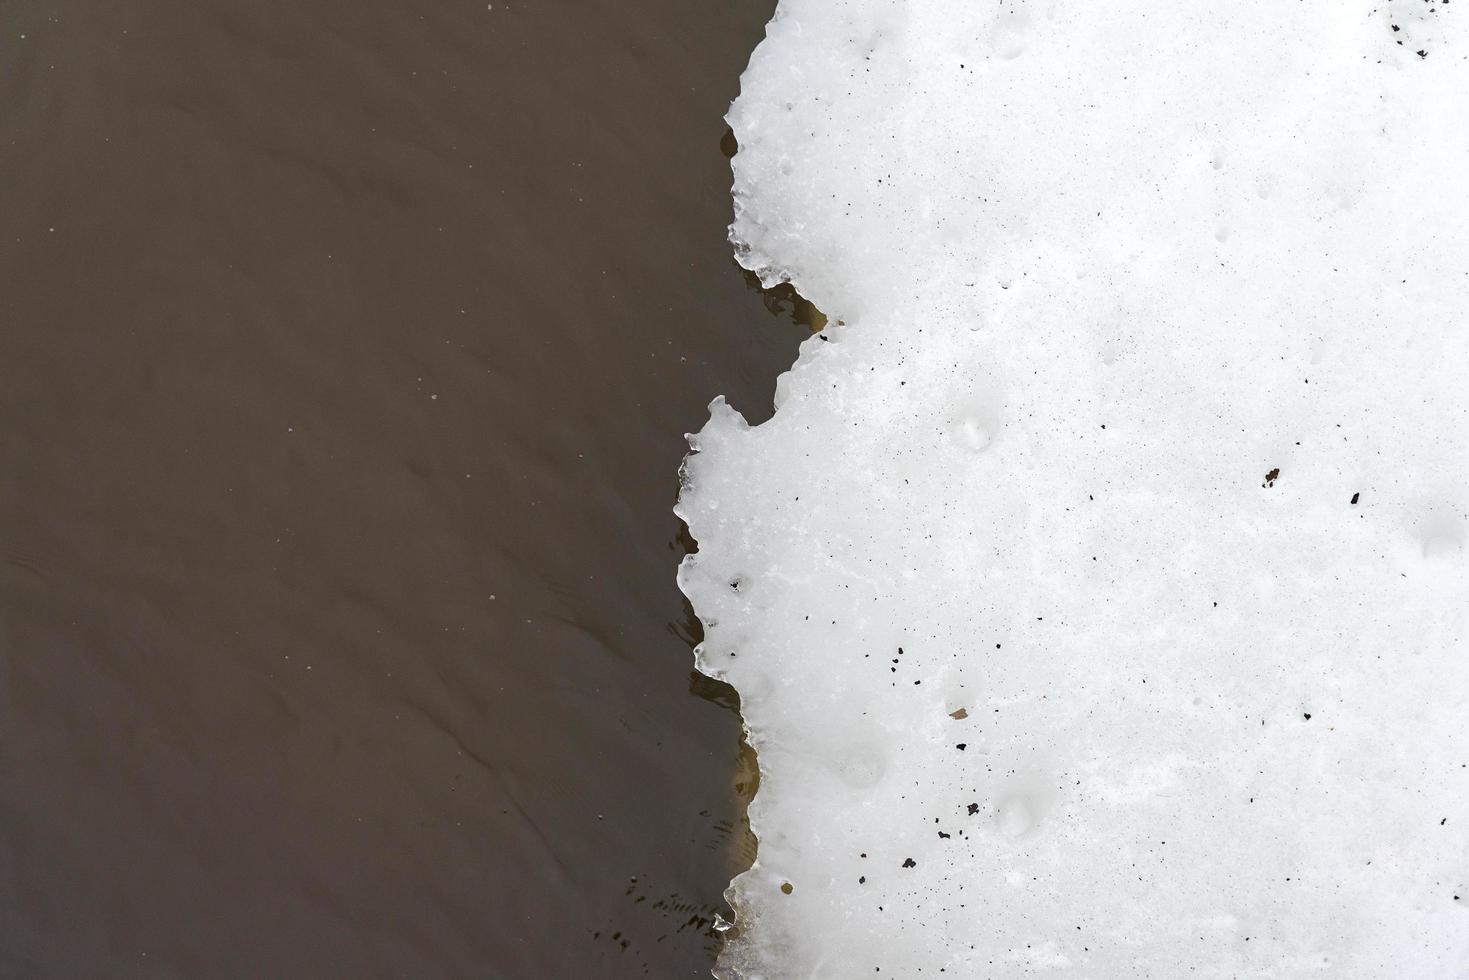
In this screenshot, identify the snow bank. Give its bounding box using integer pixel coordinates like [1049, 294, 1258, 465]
[678, 1, 1469, 975]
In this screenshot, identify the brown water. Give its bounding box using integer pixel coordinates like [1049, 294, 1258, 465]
[0, 2, 800, 976]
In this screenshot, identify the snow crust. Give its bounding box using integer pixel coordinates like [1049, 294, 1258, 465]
[677, 1, 1469, 975]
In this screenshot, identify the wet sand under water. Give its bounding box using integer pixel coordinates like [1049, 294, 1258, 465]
[0, 1, 804, 976]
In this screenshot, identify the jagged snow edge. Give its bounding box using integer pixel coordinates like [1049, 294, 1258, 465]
[673, 57, 817, 980]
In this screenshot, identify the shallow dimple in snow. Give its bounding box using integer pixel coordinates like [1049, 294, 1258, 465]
[678, 1, 1469, 977]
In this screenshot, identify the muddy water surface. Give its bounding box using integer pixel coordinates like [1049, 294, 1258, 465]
[0, 1, 795, 976]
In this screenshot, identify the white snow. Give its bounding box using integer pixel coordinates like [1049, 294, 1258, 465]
[677, 1, 1469, 976]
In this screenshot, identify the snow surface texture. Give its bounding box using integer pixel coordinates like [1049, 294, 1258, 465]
[676, 1, 1469, 976]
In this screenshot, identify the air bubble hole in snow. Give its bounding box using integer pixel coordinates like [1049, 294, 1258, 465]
[988, 6, 1031, 60]
[994, 795, 1037, 838]
[953, 416, 994, 454]
[1420, 515, 1464, 561]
